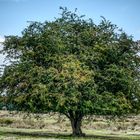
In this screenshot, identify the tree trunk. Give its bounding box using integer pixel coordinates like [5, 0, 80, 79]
[70, 117, 84, 136]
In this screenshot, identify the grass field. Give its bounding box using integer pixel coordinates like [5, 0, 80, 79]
[0, 127, 140, 140]
[0, 111, 140, 140]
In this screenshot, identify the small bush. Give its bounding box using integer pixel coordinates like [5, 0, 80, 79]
[132, 122, 138, 127]
[0, 118, 13, 125]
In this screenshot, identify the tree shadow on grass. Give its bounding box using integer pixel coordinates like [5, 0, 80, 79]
[0, 131, 139, 140]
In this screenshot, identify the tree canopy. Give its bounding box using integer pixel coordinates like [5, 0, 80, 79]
[0, 7, 140, 136]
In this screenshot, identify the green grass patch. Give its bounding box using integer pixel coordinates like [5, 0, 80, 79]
[0, 127, 140, 140]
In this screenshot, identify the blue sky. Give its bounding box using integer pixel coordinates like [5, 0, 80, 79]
[0, 0, 140, 39]
[0, 0, 140, 64]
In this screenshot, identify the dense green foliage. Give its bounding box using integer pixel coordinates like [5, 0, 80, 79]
[0, 7, 140, 135]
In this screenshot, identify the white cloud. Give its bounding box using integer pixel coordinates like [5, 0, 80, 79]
[0, 36, 5, 65]
[0, 36, 4, 43]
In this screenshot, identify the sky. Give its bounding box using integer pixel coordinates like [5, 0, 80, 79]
[0, 0, 140, 64]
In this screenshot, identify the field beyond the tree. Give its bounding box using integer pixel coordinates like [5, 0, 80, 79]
[0, 111, 140, 140]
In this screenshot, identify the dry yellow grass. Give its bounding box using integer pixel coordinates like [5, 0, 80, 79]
[0, 110, 140, 138]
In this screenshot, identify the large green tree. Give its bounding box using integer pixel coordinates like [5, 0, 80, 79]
[0, 7, 140, 136]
